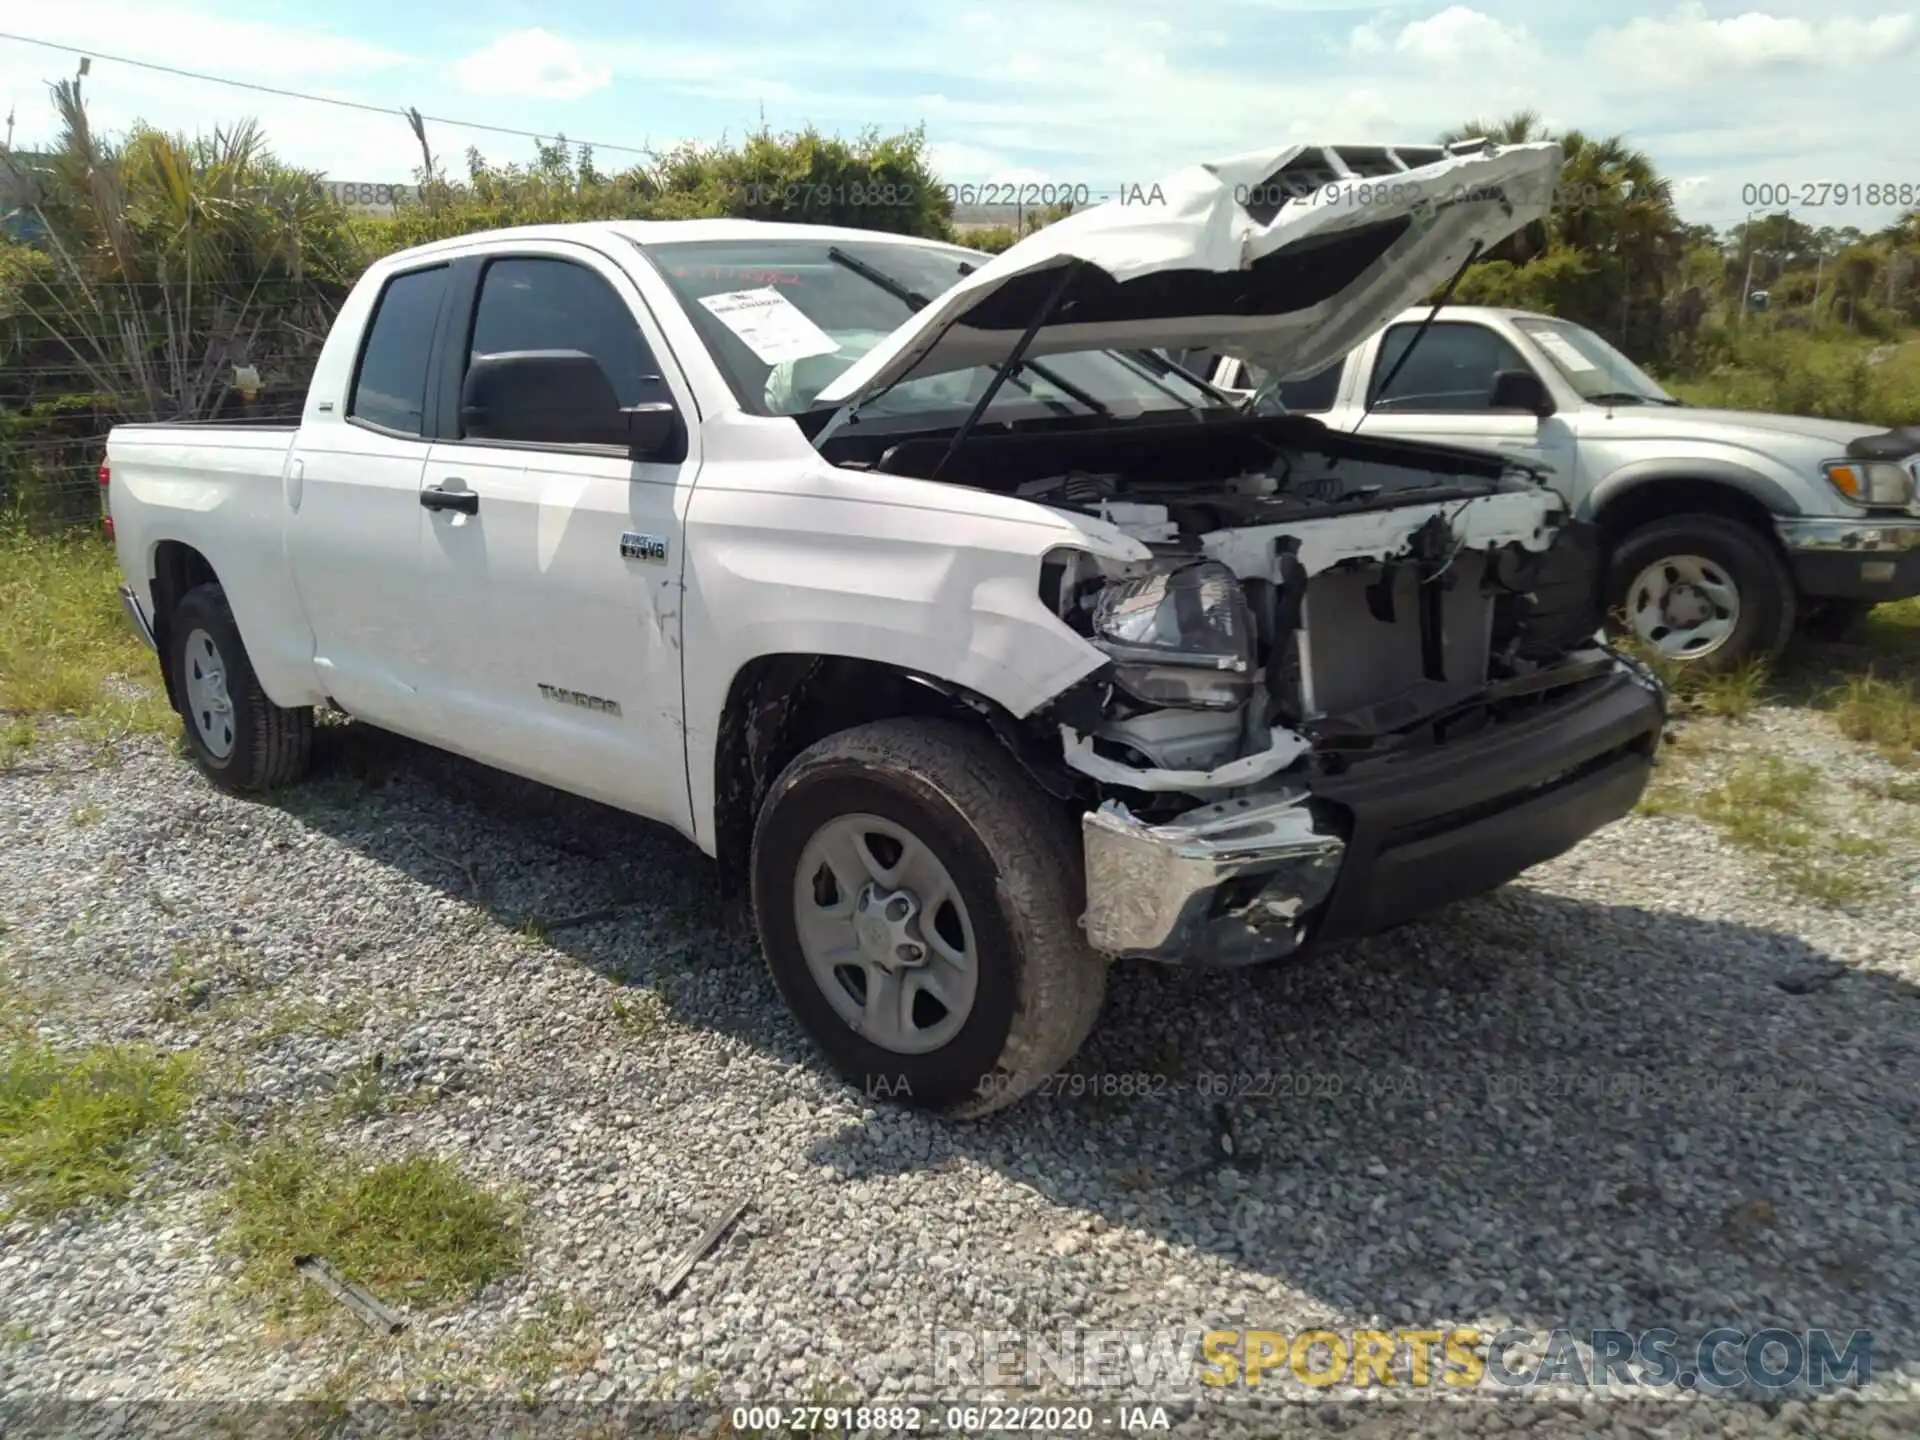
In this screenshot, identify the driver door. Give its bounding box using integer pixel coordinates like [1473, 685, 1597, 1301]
[411, 245, 699, 832]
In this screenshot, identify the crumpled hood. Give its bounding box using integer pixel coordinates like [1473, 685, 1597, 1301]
[815, 139, 1564, 410]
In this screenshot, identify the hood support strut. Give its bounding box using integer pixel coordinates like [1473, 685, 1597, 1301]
[1348, 238, 1485, 436]
[929, 260, 1086, 482]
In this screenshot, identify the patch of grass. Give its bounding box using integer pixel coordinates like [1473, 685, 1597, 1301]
[0, 530, 171, 727]
[152, 937, 262, 1024]
[1652, 756, 1894, 906]
[2, 1321, 32, 1345]
[222, 1141, 523, 1318]
[68, 803, 105, 828]
[1830, 673, 1920, 764]
[1622, 640, 1771, 720]
[1694, 756, 1822, 851]
[1860, 774, 1920, 804]
[492, 1294, 600, 1400]
[257, 999, 370, 1047]
[0, 1039, 197, 1220]
[0, 719, 36, 769]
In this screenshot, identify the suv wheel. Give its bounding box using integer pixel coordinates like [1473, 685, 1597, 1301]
[750, 718, 1107, 1116]
[166, 583, 313, 792]
[1608, 514, 1795, 672]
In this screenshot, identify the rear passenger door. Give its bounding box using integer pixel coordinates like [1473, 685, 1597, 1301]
[285, 261, 447, 731]
[410, 244, 700, 833]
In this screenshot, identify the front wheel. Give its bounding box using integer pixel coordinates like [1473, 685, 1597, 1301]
[1607, 513, 1795, 672]
[750, 718, 1108, 1116]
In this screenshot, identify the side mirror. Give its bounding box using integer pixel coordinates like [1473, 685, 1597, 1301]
[621, 401, 681, 460]
[1490, 368, 1555, 418]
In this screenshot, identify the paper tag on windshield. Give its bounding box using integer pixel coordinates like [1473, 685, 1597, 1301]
[1532, 330, 1597, 372]
[698, 288, 840, 365]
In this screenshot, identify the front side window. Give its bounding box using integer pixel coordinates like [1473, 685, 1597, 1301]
[350, 264, 449, 435]
[466, 257, 658, 413]
[1367, 322, 1533, 412]
[645, 238, 1223, 425]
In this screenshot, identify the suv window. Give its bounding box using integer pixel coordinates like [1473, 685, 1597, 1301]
[467, 258, 656, 416]
[1367, 322, 1532, 412]
[350, 265, 449, 435]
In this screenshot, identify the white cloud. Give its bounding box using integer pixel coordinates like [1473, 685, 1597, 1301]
[1592, 4, 1918, 80]
[1384, 7, 1532, 65]
[453, 29, 611, 101]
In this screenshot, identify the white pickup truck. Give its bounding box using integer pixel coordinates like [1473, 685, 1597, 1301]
[1182, 309, 1920, 669]
[107, 139, 1666, 1114]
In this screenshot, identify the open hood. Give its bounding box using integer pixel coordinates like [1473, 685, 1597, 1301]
[814, 140, 1564, 411]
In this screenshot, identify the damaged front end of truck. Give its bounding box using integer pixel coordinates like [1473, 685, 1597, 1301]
[801, 137, 1668, 965]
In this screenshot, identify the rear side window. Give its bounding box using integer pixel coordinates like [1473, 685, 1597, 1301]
[467, 258, 655, 410]
[349, 265, 449, 435]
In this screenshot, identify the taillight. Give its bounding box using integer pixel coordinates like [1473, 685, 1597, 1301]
[99, 459, 113, 539]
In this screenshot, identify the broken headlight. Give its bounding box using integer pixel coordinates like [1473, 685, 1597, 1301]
[1091, 560, 1256, 711]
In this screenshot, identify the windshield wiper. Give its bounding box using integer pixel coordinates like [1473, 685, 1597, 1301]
[1588, 391, 1679, 407]
[827, 247, 1110, 417]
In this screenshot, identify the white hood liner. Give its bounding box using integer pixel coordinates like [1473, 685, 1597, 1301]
[815, 140, 1564, 410]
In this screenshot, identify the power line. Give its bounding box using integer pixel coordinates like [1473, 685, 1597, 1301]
[0, 30, 658, 160]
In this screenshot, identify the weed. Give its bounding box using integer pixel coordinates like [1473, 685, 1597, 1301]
[68, 803, 105, 828]
[610, 990, 666, 1040]
[1831, 673, 1920, 764]
[0, 720, 35, 769]
[221, 1141, 523, 1318]
[0, 1039, 197, 1220]
[492, 1294, 600, 1400]
[152, 937, 261, 1024]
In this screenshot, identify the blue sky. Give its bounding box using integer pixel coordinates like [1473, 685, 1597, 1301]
[5, 0, 1919, 230]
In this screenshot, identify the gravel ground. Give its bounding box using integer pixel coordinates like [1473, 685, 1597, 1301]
[1, 702, 1918, 1437]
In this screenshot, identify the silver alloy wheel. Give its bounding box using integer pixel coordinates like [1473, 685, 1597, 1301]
[1626, 554, 1742, 659]
[182, 627, 236, 759]
[791, 812, 978, 1055]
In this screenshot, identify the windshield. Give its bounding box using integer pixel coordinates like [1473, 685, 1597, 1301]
[643, 238, 1224, 422]
[1513, 317, 1677, 405]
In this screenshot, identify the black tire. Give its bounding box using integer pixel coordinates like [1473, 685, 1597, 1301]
[750, 718, 1108, 1117]
[1798, 598, 1878, 641]
[166, 583, 313, 793]
[1606, 513, 1796, 673]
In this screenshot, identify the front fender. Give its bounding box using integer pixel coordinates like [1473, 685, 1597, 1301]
[678, 453, 1137, 853]
[1578, 455, 1806, 522]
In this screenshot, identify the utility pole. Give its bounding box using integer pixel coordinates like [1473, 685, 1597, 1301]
[1812, 249, 1824, 323]
[1738, 211, 1759, 326]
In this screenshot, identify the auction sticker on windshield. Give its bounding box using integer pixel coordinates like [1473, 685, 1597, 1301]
[1531, 329, 1598, 372]
[698, 287, 840, 364]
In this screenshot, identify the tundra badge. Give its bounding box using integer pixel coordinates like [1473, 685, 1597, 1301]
[538, 684, 622, 716]
[621, 531, 668, 563]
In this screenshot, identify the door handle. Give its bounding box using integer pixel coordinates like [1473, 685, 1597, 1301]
[420, 484, 478, 515]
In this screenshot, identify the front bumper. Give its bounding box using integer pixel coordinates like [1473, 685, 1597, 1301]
[1081, 665, 1663, 966]
[1775, 516, 1920, 602]
[118, 583, 157, 651]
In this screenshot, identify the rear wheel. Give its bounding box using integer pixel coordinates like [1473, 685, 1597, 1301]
[750, 718, 1107, 1116]
[1607, 514, 1795, 672]
[166, 583, 312, 793]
